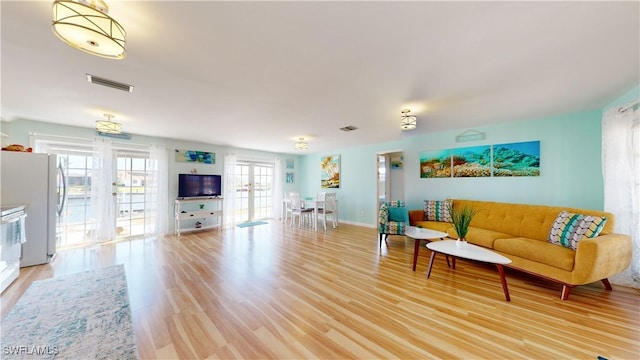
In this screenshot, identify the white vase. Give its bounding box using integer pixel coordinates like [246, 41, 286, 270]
[456, 238, 467, 248]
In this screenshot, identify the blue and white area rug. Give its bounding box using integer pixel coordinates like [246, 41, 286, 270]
[236, 220, 269, 228]
[1, 264, 138, 359]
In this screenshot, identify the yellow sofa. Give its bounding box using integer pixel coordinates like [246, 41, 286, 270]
[409, 199, 632, 300]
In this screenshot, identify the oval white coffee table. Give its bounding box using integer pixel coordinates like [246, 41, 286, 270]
[426, 240, 512, 301]
[404, 226, 449, 271]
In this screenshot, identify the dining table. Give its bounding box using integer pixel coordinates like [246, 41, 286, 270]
[281, 196, 338, 231]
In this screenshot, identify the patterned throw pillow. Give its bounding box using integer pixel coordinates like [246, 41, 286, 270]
[548, 211, 607, 250]
[423, 200, 452, 222]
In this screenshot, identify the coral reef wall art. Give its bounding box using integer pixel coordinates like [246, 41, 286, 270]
[453, 145, 491, 177]
[420, 149, 452, 178]
[492, 141, 540, 176]
[419, 140, 540, 179]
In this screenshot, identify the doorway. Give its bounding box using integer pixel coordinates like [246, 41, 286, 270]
[376, 151, 405, 210]
[234, 161, 274, 222]
[35, 138, 160, 248]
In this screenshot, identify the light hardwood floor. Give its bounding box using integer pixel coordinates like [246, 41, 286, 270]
[1, 222, 638, 359]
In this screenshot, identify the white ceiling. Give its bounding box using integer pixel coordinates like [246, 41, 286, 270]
[2, 1, 639, 154]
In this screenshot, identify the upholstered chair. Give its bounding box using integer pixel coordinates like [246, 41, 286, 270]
[377, 200, 407, 247]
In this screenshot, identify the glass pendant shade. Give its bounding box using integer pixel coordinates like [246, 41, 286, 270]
[400, 109, 417, 131]
[96, 119, 122, 134]
[295, 138, 308, 151]
[52, 0, 126, 59]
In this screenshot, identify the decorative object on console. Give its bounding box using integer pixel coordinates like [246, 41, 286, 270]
[52, 0, 126, 59]
[400, 109, 417, 131]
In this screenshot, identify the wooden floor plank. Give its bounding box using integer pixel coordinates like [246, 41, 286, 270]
[1, 221, 638, 359]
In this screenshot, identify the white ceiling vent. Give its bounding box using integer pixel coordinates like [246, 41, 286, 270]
[340, 126, 358, 132]
[86, 74, 134, 92]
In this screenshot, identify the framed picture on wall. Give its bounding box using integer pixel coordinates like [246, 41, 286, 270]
[452, 145, 491, 177]
[420, 149, 451, 178]
[321, 155, 340, 188]
[286, 172, 295, 184]
[492, 141, 540, 176]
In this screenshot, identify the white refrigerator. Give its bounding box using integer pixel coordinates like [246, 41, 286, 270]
[1, 151, 59, 267]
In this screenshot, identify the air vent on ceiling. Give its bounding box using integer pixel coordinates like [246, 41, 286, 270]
[340, 125, 358, 132]
[86, 74, 134, 92]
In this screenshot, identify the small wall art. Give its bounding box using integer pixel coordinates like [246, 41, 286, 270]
[286, 172, 295, 184]
[453, 145, 491, 177]
[321, 155, 340, 188]
[286, 159, 295, 169]
[492, 141, 540, 176]
[175, 149, 215, 164]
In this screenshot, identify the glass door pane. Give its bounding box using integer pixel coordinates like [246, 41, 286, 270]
[234, 163, 250, 221]
[56, 152, 95, 248]
[252, 164, 273, 220]
[234, 161, 273, 222]
[115, 151, 152, 238]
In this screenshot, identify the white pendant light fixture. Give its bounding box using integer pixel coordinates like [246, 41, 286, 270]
[52, 0, 126, 59]
[295, 137, 308, 151]
[96, 114, 122, 134]
[400, 109, 417, 131]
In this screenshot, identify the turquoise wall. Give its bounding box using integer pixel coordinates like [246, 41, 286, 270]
[299, 109, 605, 227]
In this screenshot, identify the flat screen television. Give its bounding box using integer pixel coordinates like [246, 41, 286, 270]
[178, 174, 222, 198]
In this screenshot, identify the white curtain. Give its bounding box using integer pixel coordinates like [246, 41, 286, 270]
[602, 100, 640, 288]
[91, 138, 116, 243]
[146, 144, 169, 236]
[223, 153, 237, 227]
[272, 157, 283, 220]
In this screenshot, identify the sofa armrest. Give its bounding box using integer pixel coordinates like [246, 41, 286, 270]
[572, 233, 632, 285]
[408, 210, 424, 226]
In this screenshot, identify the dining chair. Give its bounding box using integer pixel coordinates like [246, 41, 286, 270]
[283, 192, 297, 225]
[290, 193, 314, 228]
[316, 192, 337, 231]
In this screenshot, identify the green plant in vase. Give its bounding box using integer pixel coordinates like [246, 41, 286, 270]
[449, 204, 478, 246]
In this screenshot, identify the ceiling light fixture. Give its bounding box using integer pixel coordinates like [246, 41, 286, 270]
[52, 0, 126, 59]
[96, 114, 122, 134]
[295, 137, 308, 151]
[400, 109, 417, 131]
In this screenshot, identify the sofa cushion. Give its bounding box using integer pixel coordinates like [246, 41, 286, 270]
[413, 220, 452, 233]
[548, 211, 607, 250]
[388, 206, 408, 222]
[494, 237, 576, 271]
[450, 227, 514, 248]
[424, 200, 452, 222]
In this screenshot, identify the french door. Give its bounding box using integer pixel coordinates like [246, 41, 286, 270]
[234, 161, 273, 222]
[35, 139, 157, 248]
